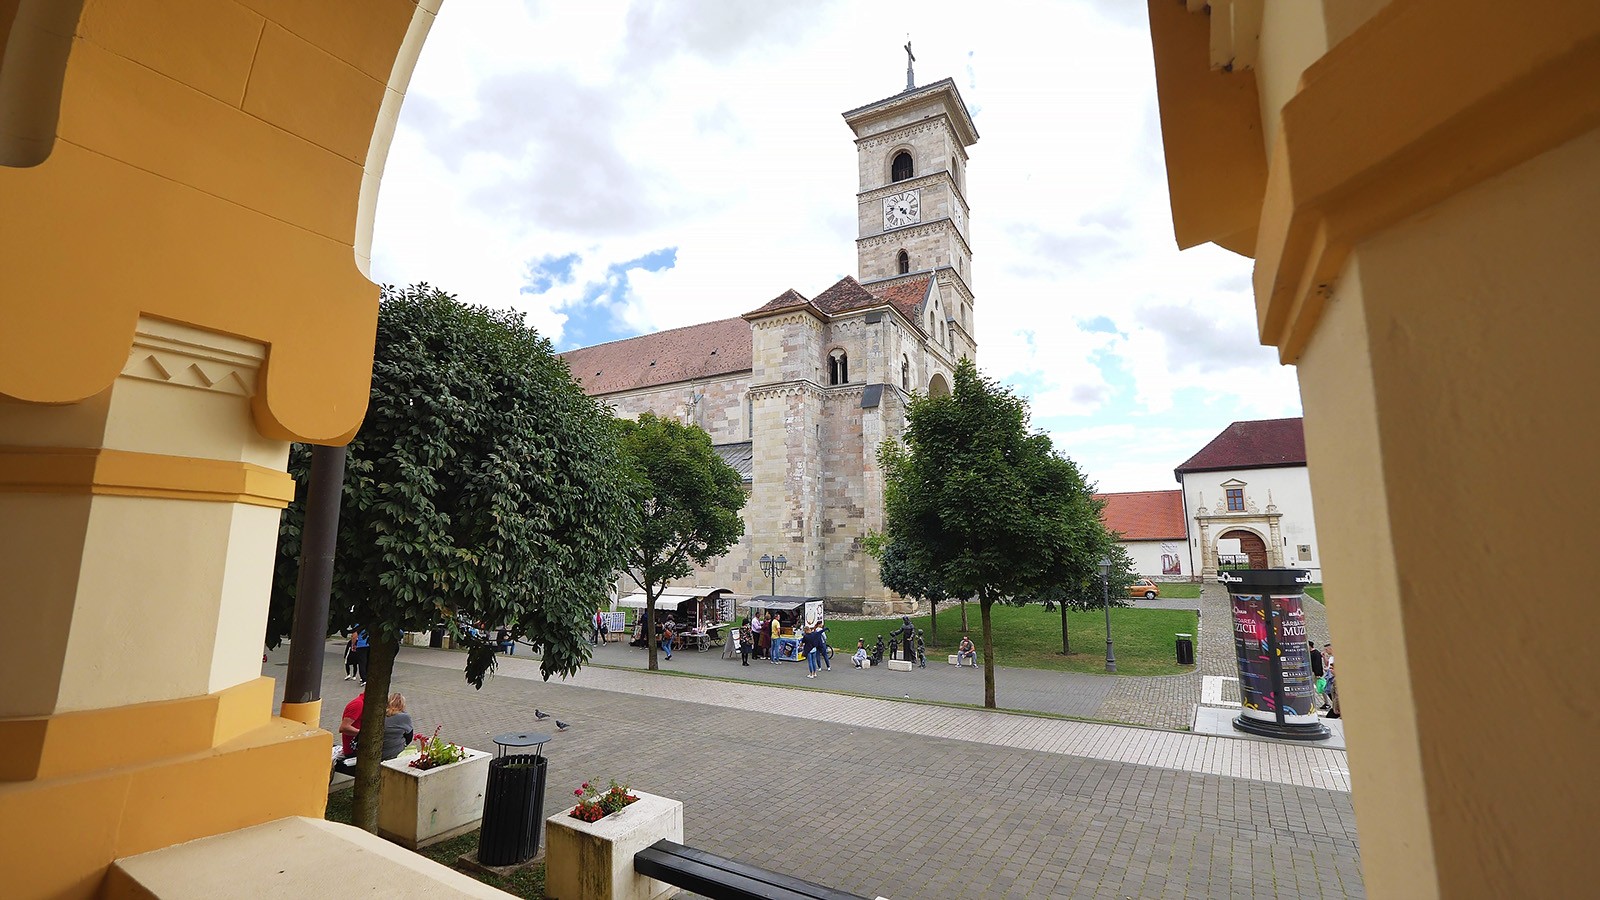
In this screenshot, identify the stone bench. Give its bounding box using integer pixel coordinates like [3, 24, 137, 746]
[886, 659, 913, 672]
[947, 654, 979, 666]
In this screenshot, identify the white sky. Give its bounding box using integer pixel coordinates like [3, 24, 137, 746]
[369, 0, 1304, 493]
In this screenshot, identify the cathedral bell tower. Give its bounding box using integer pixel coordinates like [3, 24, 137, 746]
[842, 64, 979, 354]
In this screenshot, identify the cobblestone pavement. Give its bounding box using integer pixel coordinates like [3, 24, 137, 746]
[1094, 585, 1335, 730]
[269, 641, 1363, 899]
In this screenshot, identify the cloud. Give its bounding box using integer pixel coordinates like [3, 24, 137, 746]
[369, 0, 1303, 493]
[619, 0, 834, 71]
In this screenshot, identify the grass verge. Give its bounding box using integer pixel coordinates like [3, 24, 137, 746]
[325, 789, 545, 898]
[820, 604, 1198, 676]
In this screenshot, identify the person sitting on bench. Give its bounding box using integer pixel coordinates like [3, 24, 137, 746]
[852, 638, 869, 668]
[330, 690, 364, 780]
[957, 636, 978, 668]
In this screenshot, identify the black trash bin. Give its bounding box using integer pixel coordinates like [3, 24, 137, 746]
[1175, 633, 1195, 666]
[478, 754, 548, 865]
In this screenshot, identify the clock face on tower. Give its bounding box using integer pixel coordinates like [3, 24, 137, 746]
[883, 190, 921, 229]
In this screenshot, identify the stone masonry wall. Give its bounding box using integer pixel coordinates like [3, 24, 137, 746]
[600, 372, 752, 444]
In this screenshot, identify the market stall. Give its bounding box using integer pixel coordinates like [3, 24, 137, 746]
[739, 595, 826, 662]
[615, 587, 733, 651]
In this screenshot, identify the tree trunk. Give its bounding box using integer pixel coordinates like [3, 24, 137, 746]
[979, 598, 996, 708]
[645, 594, 658, 671]
[352, 631, 398, 832]
[1059, 600, 1070, 654]
[929, 599, 939, 644]
[960, 597, 969, 633]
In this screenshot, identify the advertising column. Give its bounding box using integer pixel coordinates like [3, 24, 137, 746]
[1220, 568, 1331, 741]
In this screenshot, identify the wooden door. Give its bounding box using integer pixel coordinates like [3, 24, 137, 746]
[1220, 529, 1268, 569]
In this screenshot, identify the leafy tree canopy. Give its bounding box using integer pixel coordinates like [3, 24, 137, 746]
[615, 413, 747, 669]
[878, 358, 1114, 706]
[268, 284, 638, 685]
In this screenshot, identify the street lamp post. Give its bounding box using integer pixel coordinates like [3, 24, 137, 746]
[759, 553, 787, 599]
[1099, 556, 1117, 674]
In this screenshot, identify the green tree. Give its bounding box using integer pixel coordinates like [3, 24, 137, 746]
[1037, 538, 1135, 655]
[269, 284, 637, 831]
[865, 532, 949, 645]
[615, 413, 747, 671]
[878, 358, 1106, 708]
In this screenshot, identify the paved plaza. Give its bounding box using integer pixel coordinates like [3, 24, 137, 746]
[269, 610, 1363, 899]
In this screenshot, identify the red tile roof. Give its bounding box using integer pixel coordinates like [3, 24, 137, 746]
[559, 317, 751, 396]
[743, 275, 932, 333]
[1095, 491, 1187, 541]
[1175, 417, 1306, 475]
[743, 288, 813, 318]
[870, 277, 933, 330]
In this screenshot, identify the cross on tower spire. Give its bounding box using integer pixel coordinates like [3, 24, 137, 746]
[904, 39, 916, 91]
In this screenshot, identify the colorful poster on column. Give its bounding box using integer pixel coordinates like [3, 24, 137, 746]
[1232, 592, 1318, 724]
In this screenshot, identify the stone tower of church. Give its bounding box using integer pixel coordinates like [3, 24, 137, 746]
[735, 76, 980, 611]
[846, 77, 980, 361]
[562, 73, 978, 614]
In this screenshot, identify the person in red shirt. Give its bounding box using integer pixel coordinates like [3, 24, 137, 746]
[330, 691, 364, 780]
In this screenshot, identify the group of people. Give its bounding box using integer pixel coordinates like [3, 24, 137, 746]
[330, 689, 415, 780]
[1309, 640, 1341, 718]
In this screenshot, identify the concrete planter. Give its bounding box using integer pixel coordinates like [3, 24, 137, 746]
[377, 747, 491, 849]
[544, 791, 683, 900]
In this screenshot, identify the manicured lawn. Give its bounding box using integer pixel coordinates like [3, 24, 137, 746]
[1153, 582, 1201, 599]
[1305, 584, 1326, 604]
[325, 789, 545, 898]
[821, 603, 1197, 676]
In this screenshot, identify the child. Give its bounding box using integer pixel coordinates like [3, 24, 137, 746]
[343, 632, 358, 680]
[915, 629, 927, 668]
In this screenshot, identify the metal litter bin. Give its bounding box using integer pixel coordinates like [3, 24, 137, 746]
[1175, 633, 1195, 666]
[478, 731, 550, 866]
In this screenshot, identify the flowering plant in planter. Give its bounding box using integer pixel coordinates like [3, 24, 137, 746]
[408, 725, 467, 770]
[568, 778, 639, 823]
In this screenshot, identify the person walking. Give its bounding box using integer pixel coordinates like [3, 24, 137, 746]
[1309, 641, 1328, 710]
[1323, 642, 1341, 718]
[660, 620, 674, 661]
[342, 632, 358, 680]
[598, 612, 609, 645]
[816, 621, 831, 671]
[351, 627, 370, 684]
[738, 621, 753, 666]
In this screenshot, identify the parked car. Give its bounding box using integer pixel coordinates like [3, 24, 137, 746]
[1127, 578, 1160, 600]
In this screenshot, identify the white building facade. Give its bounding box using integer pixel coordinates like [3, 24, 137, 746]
[1174, 418, 1322, 582]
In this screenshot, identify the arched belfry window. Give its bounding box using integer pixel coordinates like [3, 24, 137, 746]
[901, 355, 910, 391]
[828, 348, 849, 385]
[897, 250, 910, 275]
[891, 151, 913, 182]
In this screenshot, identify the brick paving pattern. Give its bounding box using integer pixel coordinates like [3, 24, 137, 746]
[270, 634, 1362, 899]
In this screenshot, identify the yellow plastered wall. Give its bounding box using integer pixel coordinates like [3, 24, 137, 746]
[1319, 127, 1599, 897]
[1148, 1, 1600, 895]
[0, 1, 436, 894]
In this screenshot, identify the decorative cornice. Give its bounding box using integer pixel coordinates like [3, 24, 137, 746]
[858, 168, 969, 212]
[120, 320, 266, 397]
[1253, 0, 1600, 363]
[748, 380, 827, 400]
[0, 446, 295, 509]
[859, 218, 972, 258]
